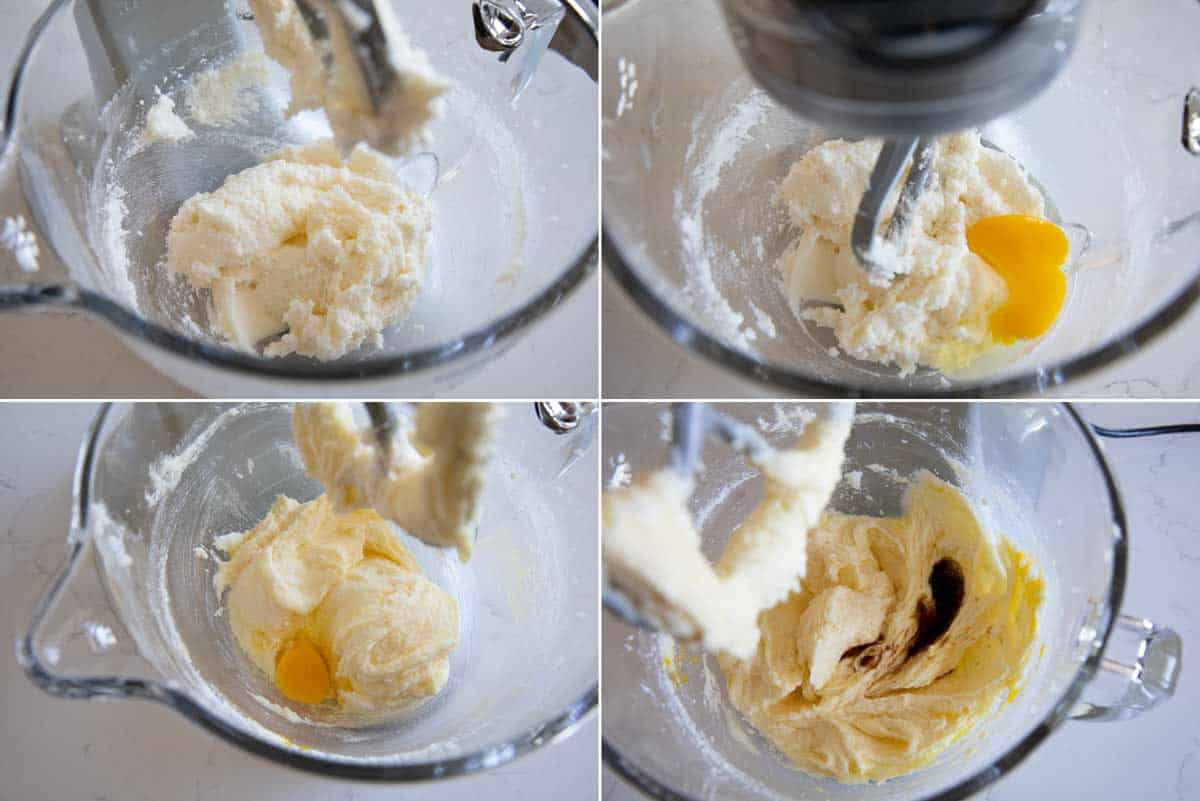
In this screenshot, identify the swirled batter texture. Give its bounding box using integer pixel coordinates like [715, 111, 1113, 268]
[215, 493, 458, 713]
[720, 474, 1042, 782]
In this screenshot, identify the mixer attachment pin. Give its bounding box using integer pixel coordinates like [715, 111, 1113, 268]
[535, 401, 596, 434]
[473, 0, 567, 100]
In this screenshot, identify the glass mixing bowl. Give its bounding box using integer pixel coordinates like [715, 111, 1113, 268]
[0, 0, 597, 397]
[18, 402, 598, 780]
[602, 402, 1181, 800]
[602, 0, 1200, 396]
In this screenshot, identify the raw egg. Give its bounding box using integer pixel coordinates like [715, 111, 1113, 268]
[966, 214, 1068, 345]
[275, 639, 333, 705]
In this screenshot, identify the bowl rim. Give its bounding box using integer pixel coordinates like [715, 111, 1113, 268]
[19, 401, 599, 782]
[1, 0, 598, 382]
[603, 228, 1200, 399]
[601, 401, 1129, 801]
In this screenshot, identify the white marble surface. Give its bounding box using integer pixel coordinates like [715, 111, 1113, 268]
[602, 276, 1200, 399]
[604, 401, 1200, 801]
[0, 403, 597, 801]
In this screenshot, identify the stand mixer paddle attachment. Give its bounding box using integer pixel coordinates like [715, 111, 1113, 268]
[602, 401, 854, 651]
[275, 0, 573, 112]
[602, 402, 781, 638]
[77, 0, 572, 145]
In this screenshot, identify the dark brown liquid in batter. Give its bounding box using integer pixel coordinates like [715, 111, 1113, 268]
[908, 558, 965, 658]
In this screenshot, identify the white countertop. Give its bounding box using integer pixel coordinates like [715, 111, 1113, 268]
[0, 403, 597, 801]
[603, 276, 1200, 399]
[604, 401, 1200, 801]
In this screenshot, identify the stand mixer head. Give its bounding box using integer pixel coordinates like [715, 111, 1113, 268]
[721, 0, 1082, 274]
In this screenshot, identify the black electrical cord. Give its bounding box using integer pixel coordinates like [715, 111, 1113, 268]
[1091, 423, 1200, 439]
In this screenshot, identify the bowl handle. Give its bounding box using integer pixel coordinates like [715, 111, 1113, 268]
[15, 402, 166, 703]
[14, 517, 323, 770]
[1067, 417, 1191, 722]
[16, 533, 170, 704]
[1069, 613, 1181, 722]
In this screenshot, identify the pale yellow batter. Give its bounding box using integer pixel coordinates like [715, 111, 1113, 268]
[292, 402, 499, 562]
[720, 474, 1042, 782]
[166, 140, 431, 360]
[213, 401, 502, 713]
[777, 132, 1045, 375]
[214, 493, 458, 713]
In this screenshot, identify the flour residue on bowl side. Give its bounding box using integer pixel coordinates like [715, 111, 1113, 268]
[648, 633, 783, 801]
[145, 405, 255, 505]
[674, 90, 778, 353]
[93, 174, 138, 310]
[91, 501, 133, 571]
[693, 465, 757, 533]
[89, 499, 187, 689]
[695, 654, 759, 755]
[748, 301, 776, 339]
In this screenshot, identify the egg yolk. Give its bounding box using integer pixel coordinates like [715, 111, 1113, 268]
[275, 639, 333, 705]
[966, 214, 1068, 345]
